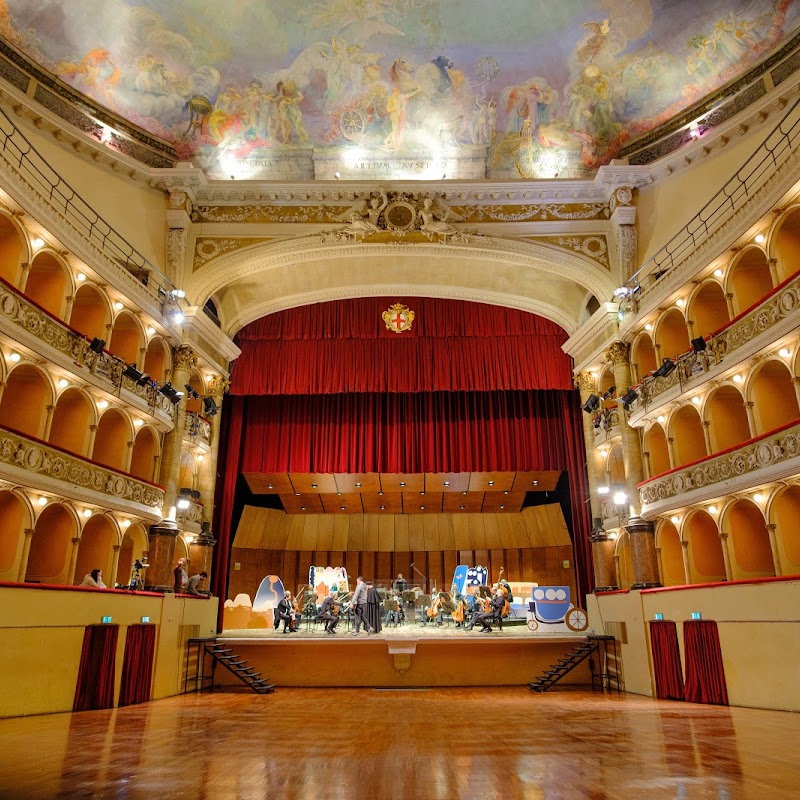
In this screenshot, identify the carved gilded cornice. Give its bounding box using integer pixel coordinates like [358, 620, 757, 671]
[174, 345, 198, 371]
[207, 376, 231, 398]
[520, 234, 609, 269]
[574, 372, 597, 393]
[605, 341, 631, 366]
[194, 237, 273, 270]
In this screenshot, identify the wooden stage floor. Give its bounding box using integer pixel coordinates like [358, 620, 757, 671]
[1, 687, 798, 799]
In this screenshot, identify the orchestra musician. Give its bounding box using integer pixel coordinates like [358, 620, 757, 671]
[451, 590, 467, 628]
[275, 591, 301, 633]
[315, 588, 344, 634]
[425, 591, 444, 626]
[465, 586, 505, 633]
[387, 590, 404, 625]
[394, 573, 408, 593]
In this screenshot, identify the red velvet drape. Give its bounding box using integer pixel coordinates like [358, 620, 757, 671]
[73, 624, 118, 711]
[649, 620, 685, 700]
[683, 620, 728, 705]
[118, 624, 156, 707]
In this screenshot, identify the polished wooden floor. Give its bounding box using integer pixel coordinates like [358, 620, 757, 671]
[0, 688, 798, 799]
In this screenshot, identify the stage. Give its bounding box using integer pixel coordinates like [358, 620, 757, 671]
[213, 621, 596, 688]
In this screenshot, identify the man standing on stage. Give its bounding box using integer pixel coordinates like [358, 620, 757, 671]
[349, 576, 368, 635]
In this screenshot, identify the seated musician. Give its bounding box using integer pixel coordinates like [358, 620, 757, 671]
[465, 586, 505, 633]
[275, 591, 301, 634]
[315, 588, 343, 634]
[426, 591, 444, 626]
[394, 573, 407, 593]
[386, 591, 404, 625]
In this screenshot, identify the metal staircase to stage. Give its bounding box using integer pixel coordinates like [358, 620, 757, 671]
[185, 638, 275, 694]
[528, 635, 618, 693]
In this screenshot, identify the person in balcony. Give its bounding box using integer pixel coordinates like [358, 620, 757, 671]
[186, 571, 209, 596]
[80, 569, 106, 589]
[173, 558, 188, 593]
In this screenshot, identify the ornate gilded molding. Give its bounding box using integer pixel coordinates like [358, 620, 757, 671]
[176, 499, 203, 532]
[192, 204, 340, 224]
[448, 203, 610, 222]
[194, 237, 273, 270]
[574, 372, 597, 393]
[185, 412, 211, 447]
[521, 235, 609, 269]
[207, 375, 231, 398]
[605, 341, 631, 366]
[0, 426, 164, 510]
[174, 345, 198, 371]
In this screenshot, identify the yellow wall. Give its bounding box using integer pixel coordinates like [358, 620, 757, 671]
[589, 578, 800, 711]
[0, 585, 217, 718]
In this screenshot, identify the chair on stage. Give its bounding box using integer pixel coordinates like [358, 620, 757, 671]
[384, 599, 403, 627]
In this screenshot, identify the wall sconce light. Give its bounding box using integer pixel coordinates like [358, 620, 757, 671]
[754, 233, 766, 244]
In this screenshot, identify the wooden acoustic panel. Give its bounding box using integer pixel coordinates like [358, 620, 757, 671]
[243, 473, 294, 493]
[468, 472, 515, 492]
[280, 494, 324, 514]
[424, 472, 470, 492]
[442, 492, 484, 512]
[289, 473, 338, 494]
[320, 493, 363, 513]
[403, 492, 443, 513]
[380, 473, 425, 492]
[335, 473, 381, 493]
[361, 494, 403, 513]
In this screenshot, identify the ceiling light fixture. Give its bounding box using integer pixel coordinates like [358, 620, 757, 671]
[754, 233, 766, 244]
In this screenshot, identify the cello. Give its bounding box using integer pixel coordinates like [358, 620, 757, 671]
[495, 567, 511, 618]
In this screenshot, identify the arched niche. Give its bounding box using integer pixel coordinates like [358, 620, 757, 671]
[631, 332, 657, 383]
[178, 448, 196, 492]
[26, 503, 75, 584]
[115, 522, 148, 587]
[654, 308, 691, 361]
[48, 388, 93, 456]
[606, 444, 625, 487]
[69, 284, 110, 342]
[0, 214, 24, 286]
[750, 360, 799, 435]
[655, 520, 684, 587]
[130, 426, 159, 482]
[722, 499, 774, 579]
[0, 364, 52, 439]
[108, 311, 144, 365]
[74, 515, 117, 585]
[689, 280, 729, 339]
[0, 490, 31, 580]
[668, 405, 708, 467]
[770, 485, 800, 574]
[143, 336, 171, 384]
[728, 246, 773, 314]
[614, 531, 633, 590]
[91, 408, 131, 472]
[186, 368, 204, 414]
[25, 252, 69, 319]
[705, 385, 750, 453]
[643, 423, 671, 478]
[773, 208, 800, 283]
[684, 510, 725, 583]
[175, 535, 189, 563]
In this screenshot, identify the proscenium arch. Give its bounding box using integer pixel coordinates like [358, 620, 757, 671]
[186, 236, 617, 337]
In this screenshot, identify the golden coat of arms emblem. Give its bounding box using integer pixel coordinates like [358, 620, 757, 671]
[382, 303, 415, 334]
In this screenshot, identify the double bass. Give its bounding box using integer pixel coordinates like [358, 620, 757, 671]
[427, 592, 443, 621]
[495, 567, 511, 618]
[452, 594, 466, 625]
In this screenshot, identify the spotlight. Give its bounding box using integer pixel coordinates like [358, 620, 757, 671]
[89, 337, 106, 354]
[601, 385, 616, 400]
[203, 396, 219, 417]
[136, 372, 151, 386]
[177, 498, 190, 510]
[653, 358, 676, 379]
[620, 388, 639, 409]
[184, 384, 200, 400]
[123, 364, 143, 382]
[691, 337, 707, 353]
[158, 382, 184, 404]
[581, 394, 600, 414]
[593, 413, 602, 430]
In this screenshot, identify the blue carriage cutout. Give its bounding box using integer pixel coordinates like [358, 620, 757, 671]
[526, 586, 588, 632]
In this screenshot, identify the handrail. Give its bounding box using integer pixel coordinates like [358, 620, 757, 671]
[620, 96, 800, 303]
[0, 106, 176, 299]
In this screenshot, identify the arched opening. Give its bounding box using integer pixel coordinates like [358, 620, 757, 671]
[689, 281, 729, 339]
[0, 364, 51, 438]
[74, 515, 116, 585]
[175, 535, 189, 564]
[69, 284, 110, 342]
[654, 308, 691, 361]
[643, 423, 671, 477]
[705, 385, 750, 453]
[0, 215, 24, 286]
[25, 252, 70, 319]
[773, 208, 800, 282]
[656, 520, 684, 587]
[115, 522, 148, 587]
[750, 360, 800, 435]
[729, 247, 773, 314]
[631, 332, 657, 383]
[130, 426, 159, 482]
[186, 368, 204, 415]
[48, 388, 93, 456]
[685, 510, 725, 583]
[0, 491, 30, 580]
[771, 485, 800, 574]
[108, 311, 144, 366]
[178, 448, 196, 493]
[724, 499, 775, 579]
[669, 405, 708, 467]
[91, 409, 131, 472]
[25, 503, 75, 584]
[143, 336, 171, 384]
[615, 532, 633, 589]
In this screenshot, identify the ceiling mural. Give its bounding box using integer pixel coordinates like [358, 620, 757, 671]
[0, 0, 797, 179]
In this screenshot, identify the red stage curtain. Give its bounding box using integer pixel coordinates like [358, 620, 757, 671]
[118, 624, 156, 707]
[232, 297, 574, 395]
[649, 620, 684, 700]
[683, 620, 728, 705]
[73, 624, 119, 711]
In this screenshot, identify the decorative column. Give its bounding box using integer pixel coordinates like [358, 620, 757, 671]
[16, 528, 34, 582]
[744, 401, 757, 437]
[680, 539, 692, 584]
[166, 190, 192, 283]
[718, 531, 733, 581]
[766, 523, 783, 576]
[196, 376, 229, 529]
[575, 371, 617, 592]
[702, 420, 713, 454]
[188, 523, 217, 586]
[144, 524, 179, 592]
[66, 536, 81, 585]
[110, 544, 121, 586]
[610, 188, 637, 281]
[42, 405, 55, 440]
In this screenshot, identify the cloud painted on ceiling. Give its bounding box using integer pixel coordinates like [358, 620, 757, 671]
[1, 0, 797, 177]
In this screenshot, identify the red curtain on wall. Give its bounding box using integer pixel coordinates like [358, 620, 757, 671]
[73, 624, 119, 711]
[683, 620, 728, 705]
[118, 624, 156, 707]
[649, 620, 685, 700]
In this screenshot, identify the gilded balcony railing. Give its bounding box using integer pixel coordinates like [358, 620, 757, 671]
[185, 412, 212, 446]
[0, 424, 165, 515]
[176, 498, 204, 531]
[593, 407, 621, 445]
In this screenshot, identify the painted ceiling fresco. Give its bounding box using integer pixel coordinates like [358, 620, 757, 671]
[1, 0, 798, 178]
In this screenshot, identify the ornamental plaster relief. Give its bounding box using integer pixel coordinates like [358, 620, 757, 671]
[518, 235, 609, 269]
[193, 237, 273, 270]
